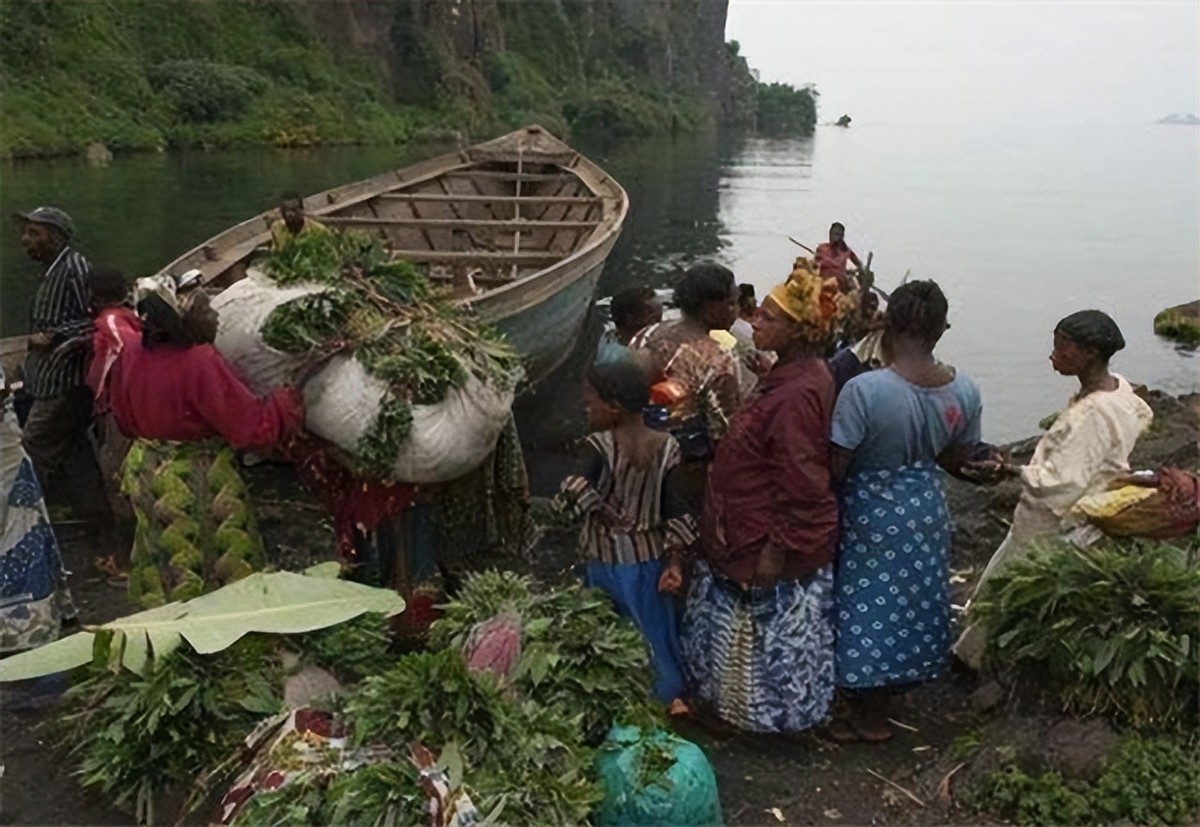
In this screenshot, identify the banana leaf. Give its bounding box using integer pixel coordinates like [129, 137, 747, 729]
[0, 565, 404, 682]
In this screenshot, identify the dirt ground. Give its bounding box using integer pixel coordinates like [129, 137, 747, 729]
[1, 390, 1195, 827]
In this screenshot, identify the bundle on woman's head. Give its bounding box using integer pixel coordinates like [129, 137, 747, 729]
[771, 257, 856, 341]
[589, 344, 651, 413]
[135, 275, 214, 347]
[1056, 309, 1125, 360]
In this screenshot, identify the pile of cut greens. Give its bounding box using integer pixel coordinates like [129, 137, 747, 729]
[230, 572, 664, 826]
[258, 230, 523, 478]
[54, 571, 669, 826]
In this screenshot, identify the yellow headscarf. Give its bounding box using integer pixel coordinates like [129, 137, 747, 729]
[769, 256, 857, 341]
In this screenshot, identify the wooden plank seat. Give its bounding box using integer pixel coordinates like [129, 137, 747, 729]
[377, 193, 601, 206]
[321, 216, 600, 231]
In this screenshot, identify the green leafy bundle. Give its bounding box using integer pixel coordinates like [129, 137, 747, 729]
[61, 636, 282, 824]
[966, 735, 1200, 827]
[58, 613, 396, 824]
[973, 539, 1200, 729]
[430, 570, 662, 743]
[259, 230, 522, 477]
[235, 648, 601, 827]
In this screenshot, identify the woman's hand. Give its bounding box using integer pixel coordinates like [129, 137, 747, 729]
[744, 350, 774, 377]
[658, 557, 683, 594]
[1110, 471, 1160, 489]
[960, 456, 1020, 484]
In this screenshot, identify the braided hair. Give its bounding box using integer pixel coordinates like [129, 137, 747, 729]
[885, 280, 948, 345]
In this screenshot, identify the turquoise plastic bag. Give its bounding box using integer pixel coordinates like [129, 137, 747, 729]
[594, 725, 722, 827]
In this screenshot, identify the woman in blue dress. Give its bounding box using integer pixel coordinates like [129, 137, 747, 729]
[828, 280, 992, 742]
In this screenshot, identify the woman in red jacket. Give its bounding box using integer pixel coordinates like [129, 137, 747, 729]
[109, 276, 305, 607]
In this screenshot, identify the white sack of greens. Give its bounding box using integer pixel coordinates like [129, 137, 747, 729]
[211, 231, 522, 482]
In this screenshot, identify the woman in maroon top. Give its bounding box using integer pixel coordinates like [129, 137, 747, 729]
[667, 268, 850, 733]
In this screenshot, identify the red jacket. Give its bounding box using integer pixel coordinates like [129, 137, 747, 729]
[86, 307, 142, 414]
[701, 357, 839, 583]
[109, 341, 303, 453]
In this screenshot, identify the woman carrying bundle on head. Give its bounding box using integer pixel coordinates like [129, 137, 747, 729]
[557, 346, 696, 715]
[106, 275, 305, 607]
[671, 265, 852, 734]
[828, 280, 991, 743]
[953, 309, 1153, 670]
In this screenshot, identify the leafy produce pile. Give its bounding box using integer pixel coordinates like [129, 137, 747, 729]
[429, 570, 663, 742]
[257, 230, 523, 477]
[972, 539, 1199, 730]
[55, 615, 394, 826]
[959, 538, 1200, 826]
[233, 571, 670, 826]
[964, 735, 1200, 827]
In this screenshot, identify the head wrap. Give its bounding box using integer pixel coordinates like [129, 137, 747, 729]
[769, 257, 857, 341]
[1055, 310, 1125, 360]
[135, 275, 193, 345]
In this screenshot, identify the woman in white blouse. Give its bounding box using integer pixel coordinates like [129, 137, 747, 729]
[954, 310, 1153, 668]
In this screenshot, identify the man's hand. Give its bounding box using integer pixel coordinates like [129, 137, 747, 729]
[658, 557, 683, 594]
[28, 332, 54, 348]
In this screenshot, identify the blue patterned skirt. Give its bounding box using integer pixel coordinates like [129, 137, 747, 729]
[835, 463, 950, 690]
[681, 561, 834, 733]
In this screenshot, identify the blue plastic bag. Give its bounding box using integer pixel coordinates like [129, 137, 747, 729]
[594, 725, 722, 827]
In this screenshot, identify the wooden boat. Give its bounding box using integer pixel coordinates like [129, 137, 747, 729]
[1, 125, 628, 385]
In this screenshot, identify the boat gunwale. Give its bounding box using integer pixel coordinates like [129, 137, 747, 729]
[155, 126, 629, 313]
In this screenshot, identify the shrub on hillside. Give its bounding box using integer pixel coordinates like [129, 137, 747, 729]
[148, 60, 269, 124]
[972, 539, 1199, 730]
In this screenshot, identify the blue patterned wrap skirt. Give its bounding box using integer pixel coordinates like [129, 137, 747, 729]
[835, 462, 950, 689]
[681, 560, 834, 733]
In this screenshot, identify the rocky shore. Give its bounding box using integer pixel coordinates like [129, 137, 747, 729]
[1, 390, 1195, 826]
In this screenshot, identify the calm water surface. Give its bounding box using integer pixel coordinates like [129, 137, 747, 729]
[2, 123, 1196, 443]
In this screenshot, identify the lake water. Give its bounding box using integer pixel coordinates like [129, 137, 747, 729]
[2, 122, 1196, 444]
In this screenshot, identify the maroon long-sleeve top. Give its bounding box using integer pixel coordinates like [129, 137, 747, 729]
[700, 356, 839, 583]
[109, 341, 303, 453]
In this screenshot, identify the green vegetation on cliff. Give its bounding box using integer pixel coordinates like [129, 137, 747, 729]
[0, 0, 818, 159]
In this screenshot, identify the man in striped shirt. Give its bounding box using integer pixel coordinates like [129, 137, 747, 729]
[16, 206, 112, 538]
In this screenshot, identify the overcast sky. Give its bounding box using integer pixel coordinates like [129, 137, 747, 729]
[726, 1, 1200, 127]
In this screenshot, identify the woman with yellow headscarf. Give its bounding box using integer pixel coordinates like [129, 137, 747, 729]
[663, 263, 850, 733]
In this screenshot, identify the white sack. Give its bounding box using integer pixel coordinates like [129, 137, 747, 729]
[212, 270, 515, 483]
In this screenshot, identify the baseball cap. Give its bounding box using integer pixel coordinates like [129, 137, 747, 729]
[13, 206, 75, 239]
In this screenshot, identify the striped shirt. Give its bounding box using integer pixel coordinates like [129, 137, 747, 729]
[558, 431, 698, 566]
[24, 245, 92, 399]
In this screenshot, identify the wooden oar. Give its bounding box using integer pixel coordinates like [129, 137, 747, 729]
[786, 236, 816, 255]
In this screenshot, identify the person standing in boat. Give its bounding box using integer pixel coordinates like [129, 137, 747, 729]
[13, 206, 114, 549]
[269, 193, 329, 250]
[814, 222, 864, 290]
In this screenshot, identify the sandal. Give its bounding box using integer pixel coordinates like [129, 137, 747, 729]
[825, 719, 893, 744]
